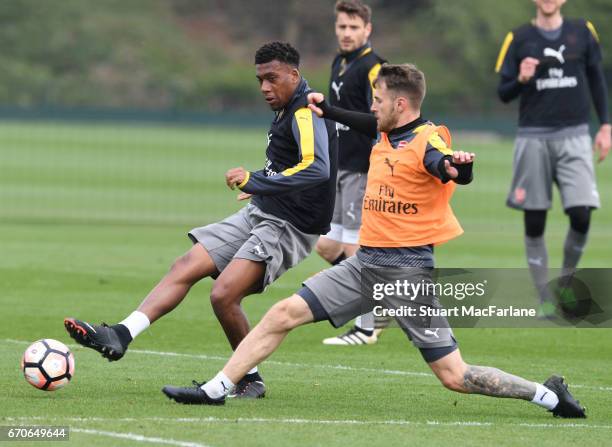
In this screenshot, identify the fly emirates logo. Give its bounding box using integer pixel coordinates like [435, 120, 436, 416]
[363, 184, 418, 215]
[536, 45, 577, 91]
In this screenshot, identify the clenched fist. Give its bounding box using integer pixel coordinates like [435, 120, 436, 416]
[518, 57, 540, 84]
[225, 167, 248, 190]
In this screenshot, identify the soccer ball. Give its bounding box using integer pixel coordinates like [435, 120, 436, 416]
[21, 339, 75, 391]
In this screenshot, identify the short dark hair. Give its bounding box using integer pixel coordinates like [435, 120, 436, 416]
[335, 0, 372, 24]
[254, 42, 300, 67]
[374, 63, 426, 109]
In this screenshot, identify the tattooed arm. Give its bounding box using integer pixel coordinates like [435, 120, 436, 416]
[462, 365, 537, 400]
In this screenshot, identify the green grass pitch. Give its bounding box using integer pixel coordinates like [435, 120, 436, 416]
[1, 121, 611, 446]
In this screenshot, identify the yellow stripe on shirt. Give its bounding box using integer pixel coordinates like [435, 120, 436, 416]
[340, 47, 374, 76]
[413, 125, 453, 155]
[282, 108, 315, 176]
[414, 124, 428, 134]
[495, 32, 514, 73]
[586, 21, 600, 43]
[427, 132, 453, 156]
[368, 63, 382, 93]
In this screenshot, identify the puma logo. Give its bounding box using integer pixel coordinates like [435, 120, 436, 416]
[528, 257, 543, 267]
[424, 328, 440, 338]
[336, 122, 349, 132]
[250, 243, 266, 257]
[384, 158, 399, 176]
[220, 381, 229, 392]
[331, 81, 344, 101]
[543, 44, 566, 64]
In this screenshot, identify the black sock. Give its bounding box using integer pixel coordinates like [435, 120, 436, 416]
[111, 324, 133, 347]
[331, 253, 346, 265]
[244, 371, 263, 382]
[354, 326, 373, 337]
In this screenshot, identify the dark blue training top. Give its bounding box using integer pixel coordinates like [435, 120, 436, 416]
[240, 79, 339, 235]
[496, 18, 609, 127]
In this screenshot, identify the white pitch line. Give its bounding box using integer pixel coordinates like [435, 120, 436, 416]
[571, 384, 612, 392]
[3, 338, 610, 390]
[71, 428, 210, 447]
[1, 338, 431, 377]
[110, 346, 432, 377]
[6, 416, 612, 431]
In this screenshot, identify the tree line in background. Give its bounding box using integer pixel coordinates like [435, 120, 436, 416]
[0, 0, 609, 116]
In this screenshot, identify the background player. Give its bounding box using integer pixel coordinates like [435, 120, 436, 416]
[495, 0, 610, 316]
[64, 42, 338, 399]
[161, 63, 586, 419]
[317, 0, 385, 346]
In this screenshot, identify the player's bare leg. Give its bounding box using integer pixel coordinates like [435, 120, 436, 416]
[64, 243, 219, 361]
[221, 295, 313, 381]
[138, 253, 268, 386]
[138, 243, 219, 323]
[427, 349, 585, 417]
[315, 236, 345, 264]
[162, 294, 313, 404]
[164, 302, 585, 416]
[206, 257, 269, 398]
[209, 258, 266, 350]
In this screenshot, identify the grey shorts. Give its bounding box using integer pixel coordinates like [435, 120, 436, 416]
[507, 134, 600, 210]
[323, 170, 367, 244]
[189, 203, 318, 292]
[301, 256, 455, 349]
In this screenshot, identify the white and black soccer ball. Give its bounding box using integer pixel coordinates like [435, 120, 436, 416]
[21, 339, 75, 391]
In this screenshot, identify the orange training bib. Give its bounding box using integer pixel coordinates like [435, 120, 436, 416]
[358, 124, 463, 247]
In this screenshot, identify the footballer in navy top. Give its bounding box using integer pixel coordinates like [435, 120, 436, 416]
[240, 78, 339, 235]
[496, 18, 608, 128]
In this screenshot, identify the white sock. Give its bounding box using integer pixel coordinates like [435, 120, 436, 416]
[531, 383, 559, 410]
[247, 366, 258, 375]
[119, 311, 150, 339]
[202, 371, 234, 399]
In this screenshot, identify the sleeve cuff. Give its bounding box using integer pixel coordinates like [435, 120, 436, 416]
[437, 156, 452, 183]
[453, 163, 474, 185]
[237, 171, 251, 189]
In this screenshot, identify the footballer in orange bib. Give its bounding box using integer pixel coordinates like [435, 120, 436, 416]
[163, 63, 586, 421]
[360, 124, 462, 248]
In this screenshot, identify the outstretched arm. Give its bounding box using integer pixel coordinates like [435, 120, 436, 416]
[307, 92, 378, 139]
[423, 132, 475, 185]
